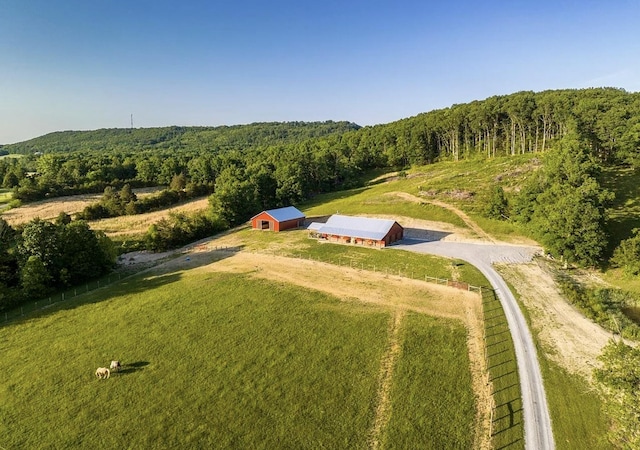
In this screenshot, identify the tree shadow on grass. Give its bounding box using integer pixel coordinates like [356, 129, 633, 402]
[2, 245, 244, 328]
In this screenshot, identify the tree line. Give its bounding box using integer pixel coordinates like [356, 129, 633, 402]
[1, 88, 640, 269]
[0, 215, 115, 311]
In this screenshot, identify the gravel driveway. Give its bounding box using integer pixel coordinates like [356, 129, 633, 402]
[394, 238, 555, 450]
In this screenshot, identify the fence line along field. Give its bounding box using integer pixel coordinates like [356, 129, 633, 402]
[1, 244, 483, 449]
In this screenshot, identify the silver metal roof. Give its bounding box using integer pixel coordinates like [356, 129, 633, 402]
[253, 206, 305, 222]
[309, 214, 399, 241]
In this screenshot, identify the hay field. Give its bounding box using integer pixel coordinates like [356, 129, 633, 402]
[1, 189, 209, 240]
[1, 187, 164, 226]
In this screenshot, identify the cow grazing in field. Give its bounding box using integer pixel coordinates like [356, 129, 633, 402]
[95, 367, 110, 379]
[110, 360, 121, 372]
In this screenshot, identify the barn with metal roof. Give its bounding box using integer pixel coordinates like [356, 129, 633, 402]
[251, 206, 306, 232]
[308, 214, 404, 247]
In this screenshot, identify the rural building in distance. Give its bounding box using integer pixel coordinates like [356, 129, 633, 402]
[308, 214, 404, 247]
[251, 206, 306, 232]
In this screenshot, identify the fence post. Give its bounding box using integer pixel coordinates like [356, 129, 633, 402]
[62, 293, 65, 301]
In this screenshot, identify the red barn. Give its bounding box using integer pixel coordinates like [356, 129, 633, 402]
[251, 206, 306, 232]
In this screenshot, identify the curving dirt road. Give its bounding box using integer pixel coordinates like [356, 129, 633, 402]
[394, 239, 555, 450]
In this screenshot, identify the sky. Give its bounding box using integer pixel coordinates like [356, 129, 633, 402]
[1, 0, 640, 144]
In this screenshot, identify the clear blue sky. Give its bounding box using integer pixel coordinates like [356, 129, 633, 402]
[1, 0, 639, 144]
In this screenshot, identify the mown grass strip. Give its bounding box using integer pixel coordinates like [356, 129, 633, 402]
[538, 357, 610, 450]
[381, 313, 475, 449]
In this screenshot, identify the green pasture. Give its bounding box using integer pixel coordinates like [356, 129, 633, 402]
[301, 155, 538, 243]
[302, 185, 468, 228]
[540, 359, 610, 450]
[602, 166, 640, 251]
[382, 313, 475, 449]
[1, 269, 476, 449]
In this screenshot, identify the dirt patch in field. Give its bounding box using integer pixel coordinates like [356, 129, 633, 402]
[2, 187, 164, 226]
[496, 260, 615, 380]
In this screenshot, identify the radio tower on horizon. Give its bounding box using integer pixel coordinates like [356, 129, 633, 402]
[130, 113, 133, 130]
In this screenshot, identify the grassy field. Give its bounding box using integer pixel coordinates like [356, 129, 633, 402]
[382, 313, 475, 449]
[540, 358, 610, 450]
[1, 268, 476, 449]
[602, 166, 640, 251]
[2, 152, 624, 448]
[500, 274, 612, 450]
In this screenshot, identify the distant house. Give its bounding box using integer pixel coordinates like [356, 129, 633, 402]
[251, 206, 306, 232]
[307, 214, 404, 247]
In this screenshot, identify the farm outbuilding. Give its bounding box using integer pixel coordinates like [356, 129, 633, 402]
[251, 206, 306, 232]
[307, 214, 404, 248]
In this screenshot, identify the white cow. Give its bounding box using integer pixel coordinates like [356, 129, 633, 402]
[95, 367, 110, 379]
[110, 360, 121, 372]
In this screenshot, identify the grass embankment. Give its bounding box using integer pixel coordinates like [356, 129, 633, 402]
[540, 359, 610, 449]
[1, 268, 475, 448]
[481, 289, 524, 449]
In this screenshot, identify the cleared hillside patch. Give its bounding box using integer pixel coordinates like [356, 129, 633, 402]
[1, 187, 164, 226]
[302, 185, 468, 229]
[91, 197, 210, 237]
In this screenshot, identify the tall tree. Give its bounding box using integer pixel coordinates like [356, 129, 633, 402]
[595, 340, 640, 448]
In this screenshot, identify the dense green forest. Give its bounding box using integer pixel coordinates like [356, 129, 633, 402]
[2, 87, 640, 308]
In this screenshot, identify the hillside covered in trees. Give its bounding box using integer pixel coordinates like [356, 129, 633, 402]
[6, 88, 640, 165]
[1, 87, 639, 271]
